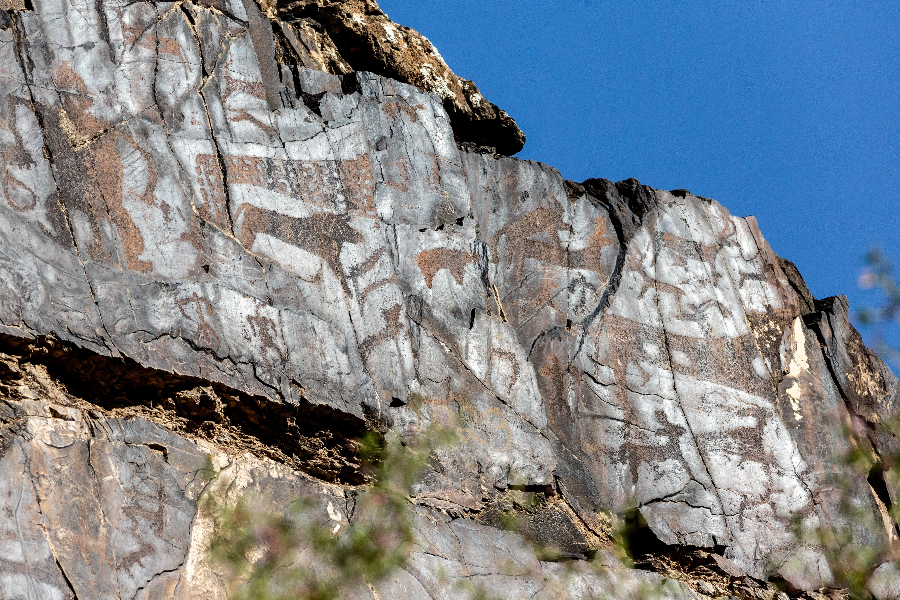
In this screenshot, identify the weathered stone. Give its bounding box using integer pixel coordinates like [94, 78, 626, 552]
[0, 0, 895, 597]
[869, 561, 900, 600]
[0, 362, 700, 600]
[275, 17, 354, 76]
[269, 0, 527, 155]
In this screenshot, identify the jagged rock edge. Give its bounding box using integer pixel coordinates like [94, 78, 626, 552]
[0, 332, 370, 484]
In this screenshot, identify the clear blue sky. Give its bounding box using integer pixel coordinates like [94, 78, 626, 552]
[381, 0, 899, 352]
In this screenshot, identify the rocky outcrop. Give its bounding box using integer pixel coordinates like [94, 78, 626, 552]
[0, 0, 896, 598]
[267, 0, 525, 155]
[0, 340, 699, 599]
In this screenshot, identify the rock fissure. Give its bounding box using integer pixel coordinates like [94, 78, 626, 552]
[804, 304, 900, 542]
[0, 333, 370, 484]
[54, 556, 80, 600]
[566, 181, 631, 364]
[648, 218, 734, 551]
[415, 316, 550, 442]
[51, 158, 121, 356]
[6, 14, 122, 360]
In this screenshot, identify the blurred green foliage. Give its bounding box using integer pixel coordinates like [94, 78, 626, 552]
[790, 425, 899, 597]
[204, 426, 453, 600]
[201, 417, 674, 599]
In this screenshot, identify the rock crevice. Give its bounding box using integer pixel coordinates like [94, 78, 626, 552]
[0, 333, 370, 483]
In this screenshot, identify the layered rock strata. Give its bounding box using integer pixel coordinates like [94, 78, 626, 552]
[0, 0, 897, 598]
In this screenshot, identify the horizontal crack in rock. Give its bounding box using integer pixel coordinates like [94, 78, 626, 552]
[0, 332, 370, 484]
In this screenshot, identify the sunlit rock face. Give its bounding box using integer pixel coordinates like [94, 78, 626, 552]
[265, 0, 527, 156]
[0, 0, 898, 598]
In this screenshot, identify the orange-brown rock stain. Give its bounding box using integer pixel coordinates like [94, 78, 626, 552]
[415, 247, 474, 288]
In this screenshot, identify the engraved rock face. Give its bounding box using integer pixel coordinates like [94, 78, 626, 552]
[0, 397, 698, 600]
[0, 0, 897, 598]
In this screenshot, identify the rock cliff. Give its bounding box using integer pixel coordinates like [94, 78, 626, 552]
[0, 0, 897, 598]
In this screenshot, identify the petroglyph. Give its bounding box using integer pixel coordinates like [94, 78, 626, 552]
[0, 0, 897, 597]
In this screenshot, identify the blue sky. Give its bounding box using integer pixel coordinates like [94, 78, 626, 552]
[381, 0, 900, 355]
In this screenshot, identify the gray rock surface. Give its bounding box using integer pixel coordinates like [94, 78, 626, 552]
[0, 0, 897, 597]
[266, 0, 527, 155]
[0, 359, 700, 600]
